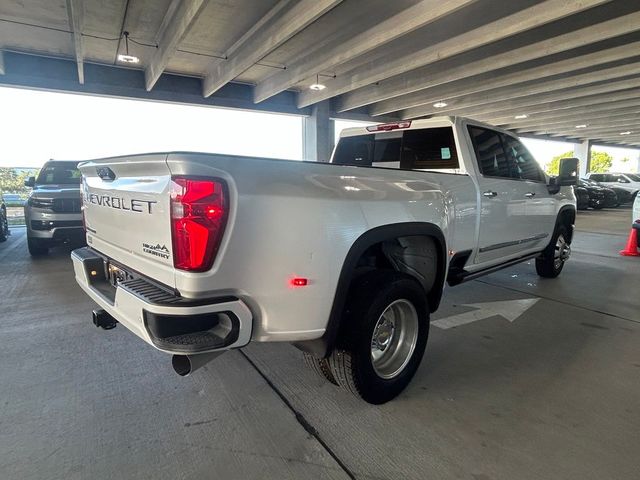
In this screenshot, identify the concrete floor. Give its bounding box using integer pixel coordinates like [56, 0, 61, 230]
[1, 207, 638, 480]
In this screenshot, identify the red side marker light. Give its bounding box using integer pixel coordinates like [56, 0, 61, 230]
[291, 278, 308, 287]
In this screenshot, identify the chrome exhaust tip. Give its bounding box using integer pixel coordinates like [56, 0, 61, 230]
[171, 352, 224, 376]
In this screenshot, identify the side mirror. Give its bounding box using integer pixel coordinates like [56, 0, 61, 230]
[558, 157, 579, 186]
[24, 176, 35, 188]
[548, 157, 578, 194]
[618, 178, 629, 184]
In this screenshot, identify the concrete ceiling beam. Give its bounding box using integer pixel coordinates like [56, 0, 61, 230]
[478, 91, 640, 124]
[401, 62, 640, 119]
[297, 0, 610, 108]
[547, 124, 640, 137]
[253, 0, 477, 103]
[492, 102, 640, 127]
[145, 0, 207, 91]
[509, 109, 640, 132]
[338, 9, 640, 113]
[202, 0, 342, 98]
[369, 40, 640, 117]
[66, 0, 85, 84]
[404, 78, 640, 120]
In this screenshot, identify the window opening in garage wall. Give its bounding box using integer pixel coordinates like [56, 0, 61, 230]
[0, 86, 304, 226]
[0, 86, 303, 169]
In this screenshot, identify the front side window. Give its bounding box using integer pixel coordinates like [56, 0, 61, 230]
[467, 126, 511, 178]
[589, 173, 605, 182]
[501, 134, 544, 182]
[36, 162, 81, 185]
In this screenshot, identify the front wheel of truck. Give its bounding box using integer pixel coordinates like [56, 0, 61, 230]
[536, 224, 570, 278]
[328, 270, 430, 404]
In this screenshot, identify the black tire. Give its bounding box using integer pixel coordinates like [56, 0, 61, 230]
[536, 224, 569, 278]
[327, 270, 430, 404]
[0, 209, 8, 242]
[302, 352, 338, 385]
[27, 236, 48, 256]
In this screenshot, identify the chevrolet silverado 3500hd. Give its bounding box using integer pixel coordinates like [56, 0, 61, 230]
[72, 117, 578, 404]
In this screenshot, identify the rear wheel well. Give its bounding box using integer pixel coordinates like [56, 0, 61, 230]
[353, 235, 439, 295]
[294, 223, 446, 358]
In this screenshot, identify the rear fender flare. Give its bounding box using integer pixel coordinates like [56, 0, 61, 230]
[296, 222, 446, 357]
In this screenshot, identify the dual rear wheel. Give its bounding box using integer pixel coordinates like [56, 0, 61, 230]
[304, 270, 430, 405]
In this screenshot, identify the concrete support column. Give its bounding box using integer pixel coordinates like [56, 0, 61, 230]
[574, 140, 592, 177]
[303, 100, 334, 162]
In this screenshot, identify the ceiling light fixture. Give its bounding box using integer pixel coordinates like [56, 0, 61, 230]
[309, 73, 326, 91]
[514, 114, 528, 119]
[433, 101, 448, 108]
[575, 124, 587, 129]
[620, 131, 632, 135]
[117, 31, 140, 64]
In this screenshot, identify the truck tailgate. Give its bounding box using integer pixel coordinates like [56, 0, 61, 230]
[79, 154, 175, 288]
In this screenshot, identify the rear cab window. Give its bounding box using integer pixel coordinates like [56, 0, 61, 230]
[333, 125, 462, 173]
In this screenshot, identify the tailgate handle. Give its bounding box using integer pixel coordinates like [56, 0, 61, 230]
[97, 167, 116, 181]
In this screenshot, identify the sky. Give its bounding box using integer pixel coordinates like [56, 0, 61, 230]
[1, 86, 639, 172]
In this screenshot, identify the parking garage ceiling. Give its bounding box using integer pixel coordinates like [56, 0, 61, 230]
[1, 0, 640, 147]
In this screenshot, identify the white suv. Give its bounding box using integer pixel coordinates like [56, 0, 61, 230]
[586, 172, 640, 199]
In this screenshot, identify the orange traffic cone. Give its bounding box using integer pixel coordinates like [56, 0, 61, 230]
[620, 228, 640, 257]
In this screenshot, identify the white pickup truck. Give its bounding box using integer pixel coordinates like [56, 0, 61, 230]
[72, 117, 578, 404]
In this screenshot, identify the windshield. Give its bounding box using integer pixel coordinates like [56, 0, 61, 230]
[36, 162, 81, 185]
[625, 173, 640, 182]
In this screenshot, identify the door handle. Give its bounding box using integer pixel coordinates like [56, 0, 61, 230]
[483, 190, 498, 198]
[524, 192, 536, 198]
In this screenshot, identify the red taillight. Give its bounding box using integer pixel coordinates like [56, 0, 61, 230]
[170, 177, 228, 272]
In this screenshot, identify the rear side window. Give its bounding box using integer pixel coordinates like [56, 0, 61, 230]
[401, 128, 459, 170]
[467, 126, 511, 178]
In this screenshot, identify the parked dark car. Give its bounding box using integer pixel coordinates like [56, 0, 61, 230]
[580, 178, 619, 207]
[576, 179, 606, 209]
[574, 186, 590, 210]
[610, 186, 633, 204]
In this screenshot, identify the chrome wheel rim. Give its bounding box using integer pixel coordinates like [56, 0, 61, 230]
[370, 299, 419, 379]
[554, 234, 570, 269]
